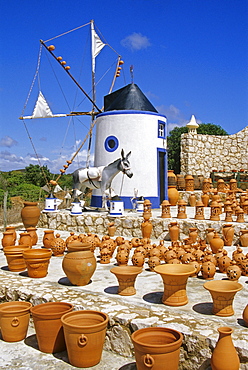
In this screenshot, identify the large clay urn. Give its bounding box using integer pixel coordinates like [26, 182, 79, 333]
[61, 310, 109, 368]
[110, 266, 142, 296]
[31, 302, 73, 353]
[131, 327, 183, 370]
[240, 229, 248, 247]
[204, 280, 243, 316]
[167, 186, 179, 206]
[154, 264, 196, 306]
[222, 224, 234, 246]
[211, 327, 240, 370]
[62, 244, 96, 286]
[21, 201, 40, 229]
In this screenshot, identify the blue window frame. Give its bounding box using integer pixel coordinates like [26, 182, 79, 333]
[104, 135, 119, 152]
[158, 120, 166, 138]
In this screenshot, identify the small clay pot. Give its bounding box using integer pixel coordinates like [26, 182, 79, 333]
[110, 266, 142, 296]
[23, 249, 52, 278]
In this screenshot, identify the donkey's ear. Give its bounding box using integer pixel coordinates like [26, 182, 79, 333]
[126, 151, 131, 159]
[121, 149, 124, 159]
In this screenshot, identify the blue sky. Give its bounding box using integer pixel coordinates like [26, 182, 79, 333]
[0, 0, 247, 173]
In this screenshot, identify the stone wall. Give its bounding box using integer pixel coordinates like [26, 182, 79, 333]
[180, 126, 248, 177]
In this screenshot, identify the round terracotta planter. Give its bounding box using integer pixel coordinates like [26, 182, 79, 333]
[23, 249, 52, 278]
[211, 327, 240, 370]
[4, 245, 30, 272]
[131, 327, 183, 370]
[0, 301, 32, 342]
[31, 302, 74, 353]
[21, 201, 40, 229]
[204, 280, 243, 316]
[154, 264, 196, 306]
[61, 310, 109, 368]
[62, 250, 96, 286]
[110, 266, 142, 296]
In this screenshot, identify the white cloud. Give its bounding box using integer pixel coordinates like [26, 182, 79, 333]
[0, 136, 18, 147]
[121, 33, 151, 51]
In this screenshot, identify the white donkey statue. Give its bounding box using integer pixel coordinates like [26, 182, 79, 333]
[72, 149, 133, 209]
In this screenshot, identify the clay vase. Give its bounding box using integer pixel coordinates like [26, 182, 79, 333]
[222, 224, 234, 246]
[43, 230, 55, 249]
[211, 327, 240, 370]
[62, 248, 96, 286]
[21, 201, 40, 228]
[23, 249, 52, 278]
[1, 231, 16, 248]
[18, 232, 32, 248]
[154, 264, 196, 306]
[110, 266, 142, 296]
[204, 280, 243, 316]
[201, 193, 210, 207]
[242, 304, 248, 327]
[5, 226, 17, 244]
[240, 229, 248, 247]
[4, 245, 30, 272]
[189, 227, 198, 243]
[61, 310, 109, 368]
[25, 227, 38, 246]
[108, 222, 116, 237]
[131, 327, 183, 370]
[141, 220, 153, 239]
[167, 186, 179, 206]
[167, 170, 177, 187]
[31, 302, 74, 353]
[209, 232, 224, 254]
[168, 222, 180, 242]
[0, 301, 32, 342]
[189, 193, 196, 207]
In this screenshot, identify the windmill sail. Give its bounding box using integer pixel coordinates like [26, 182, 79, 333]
[21, 91, 67, 119]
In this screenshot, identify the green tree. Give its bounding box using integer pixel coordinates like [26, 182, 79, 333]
[24, 164, 52, 187]
[167, 123, 228, 174]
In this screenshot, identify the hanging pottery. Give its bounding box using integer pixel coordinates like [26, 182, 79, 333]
[211, 327, 240, 370]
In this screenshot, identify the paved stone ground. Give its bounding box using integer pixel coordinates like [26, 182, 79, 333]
[0, 208, 248, 369]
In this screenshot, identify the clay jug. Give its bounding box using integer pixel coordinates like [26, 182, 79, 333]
[61, 310, 109, 368]
[222, 224, 234, 246]
[62, 247, 97, 286]
[211, 327, 240, 370]
[141, 220, 153, 239]
[1, 231, 15, 248]
[209, 232, 224, 254]
[5, 226, 17, 244]
[0, 301, 32, 342]
[167, 186, 179, 206]
[206, 228, 215, 244]
[131, 327, 183, 370]
[240, 229, 248, 247]
[21, 201, 40, 228]
[43, 230, 55, 248]
[31, 302, 74, 353]
[201, 193, 210, 207]
[25, 227, 38, 246]
[169, 222, 180, 242]
[189, 227, 198, 243]
[18, 232, 32, 248]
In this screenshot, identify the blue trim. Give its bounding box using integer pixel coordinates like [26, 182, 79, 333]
[97, 110, 167, 119]
[157, 148, 168, 203]
[104, 135, 119, 152]
[91, 195, 162, 209]
[158, 120, 166, 138]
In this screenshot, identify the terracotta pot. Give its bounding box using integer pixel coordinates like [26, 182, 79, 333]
[31, 302, 74, 353]
[108, 222, 116, 237]
[189, 227, 198, 243]
[110, 266, 142, 296]
[131, 327, 183, 370]
[154, 264, 196, 306]
[4, 245, 30, 272]
[0, 301, 32, 342]
[211, 327, 240, 370]
[23, 249, 52, 278]
[21, 201, 40, 229]
[25, 227, 38, 246]
[61, 310, 109, 368]
[242, 304, 248, 326]
[18, 232, 32, 248]
[167, 186, 179, 206]
[62, 250, 96, 286]
[168, 222, 180, 242]
[43, 230, 55, 249]
[209, 232, 224, 254]
[185, 175, 194, 191]
[1, 231, 15, 248]
[201, 193, 210, 207]
[141, 220, 153, 239]
[226, 261, 241, 281]
[206, 228, 215, 244]
[201, 257, 216, 280]
[5, 226, 17, 244]
[132, 251, 145, 267]
[240, 229, 248, 247]
[222, 224, 234, 246]
[50, 233, 66, 256]
[189, 193, 196, 207]
[204, 280, 243, 316]
[167, 170, 177, 187]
